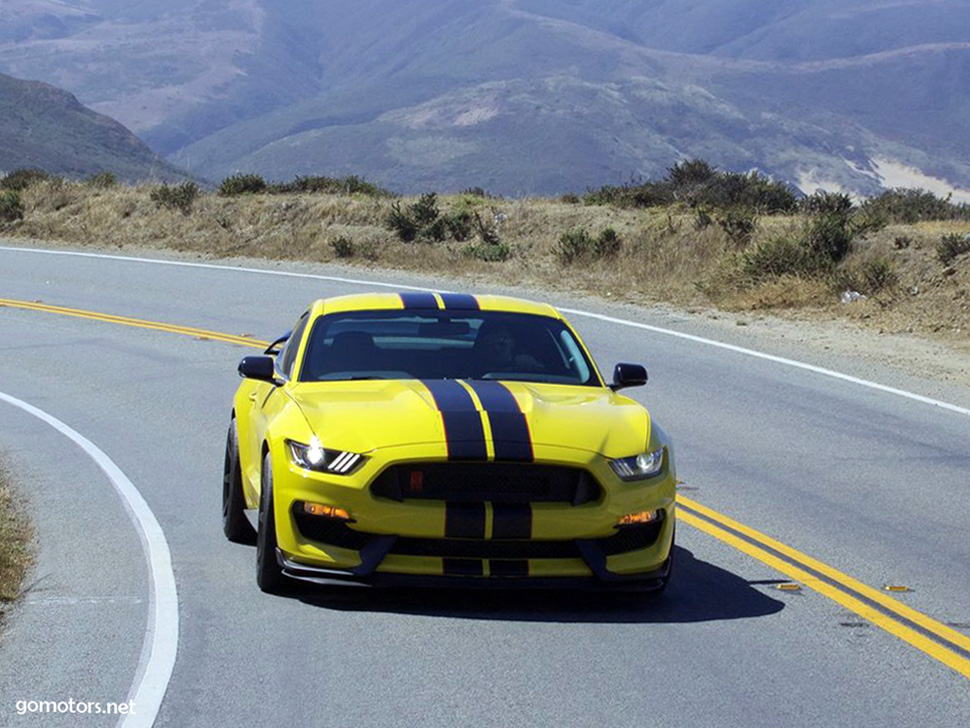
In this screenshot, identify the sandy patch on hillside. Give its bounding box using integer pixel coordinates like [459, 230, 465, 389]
[871, 157, 970, 205]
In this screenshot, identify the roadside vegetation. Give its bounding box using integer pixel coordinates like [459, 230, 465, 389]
[0, 465, 32, 630]
[1, 163, 969, 341]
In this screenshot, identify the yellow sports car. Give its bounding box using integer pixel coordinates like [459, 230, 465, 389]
[223, 292, 676, 593]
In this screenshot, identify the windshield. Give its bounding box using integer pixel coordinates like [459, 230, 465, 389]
[299, 310, 600, 386]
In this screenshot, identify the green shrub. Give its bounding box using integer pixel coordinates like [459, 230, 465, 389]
[410, 193, 439, 226]
[595, 227, 622, 257]
[717, 208, 757, 248]
[219, 173, 266, 196]
[742, 235, 828, 279]
[384, 201, 419, 242]
[1, 168, 51, 191]
[557, 228, 593, 264]
[86, 171, 117, 189]
[861, 258, 898, 292]
[667, 159, 718, 188]
[331, 236, 355, 258]
[460, 186, 492, 199]
[0, 190, 24, 222]
[558, 227, 622, 263]
[583, 180, 673, 208]
[800, 191, 853, 216]
[861, 188, 970, 224]
[806, 211, 854, 263]
[150, 182, 200, 214]
[424, 216, 449, 242]
[444, 211, 473, 242]
[583, 159, 797, 213]
[560, 193, 581, 204]
[462, 240, 512, 262]
[937, 233, 970, 265]
[273, 175, 390, 197]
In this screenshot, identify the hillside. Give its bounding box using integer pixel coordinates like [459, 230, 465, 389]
[0, 72, 186, 181]
[2, 1, 969, 195]
[2, 177, 968, 348]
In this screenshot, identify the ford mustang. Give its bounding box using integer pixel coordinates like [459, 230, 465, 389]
[223, 292, 676, 593]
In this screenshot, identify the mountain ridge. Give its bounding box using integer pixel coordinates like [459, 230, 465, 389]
[0, 71, 187, 181]
[2, 0, 969, 195]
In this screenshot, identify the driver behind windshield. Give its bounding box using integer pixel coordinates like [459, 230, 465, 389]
[473, 322, 542, 374]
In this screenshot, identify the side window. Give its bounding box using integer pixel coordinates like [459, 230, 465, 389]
[278, 313, 310, 379]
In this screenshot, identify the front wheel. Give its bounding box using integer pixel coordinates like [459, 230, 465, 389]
[222, 419, 255, 543]
[256, 451, 285, 593]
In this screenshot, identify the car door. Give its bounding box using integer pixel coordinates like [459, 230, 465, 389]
[249, 311, 310, 500]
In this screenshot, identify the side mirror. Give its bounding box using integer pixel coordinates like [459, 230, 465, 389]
[238, 356, 278, 383]
[610, 362, 647, 391]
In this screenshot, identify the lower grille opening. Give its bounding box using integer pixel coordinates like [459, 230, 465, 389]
[390, 538, 580, 560]
[294, 508, 665, 561]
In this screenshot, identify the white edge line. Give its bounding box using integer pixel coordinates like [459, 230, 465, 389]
[3, 244, 969, 419]
[558, 308, 970, 418]
[0, 245, 442, 293]
[0, 391, 178, 728]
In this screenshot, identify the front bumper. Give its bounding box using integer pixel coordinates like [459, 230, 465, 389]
[270, 441, 676, 587]
[277, 551, 673, 591]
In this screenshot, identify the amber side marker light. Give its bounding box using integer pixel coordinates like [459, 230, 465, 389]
[301, 502, 352, 521]
[618, 509, 661, 526]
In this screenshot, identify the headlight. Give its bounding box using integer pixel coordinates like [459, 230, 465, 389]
[609, 448, 664, 481]
[286, 438, 365, 475]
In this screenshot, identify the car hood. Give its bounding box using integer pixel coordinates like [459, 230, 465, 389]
[288, 379, 649, 458]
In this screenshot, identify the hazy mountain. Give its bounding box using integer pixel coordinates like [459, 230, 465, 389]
[2, 0, 969, 195]
[0, 71, 187, 180]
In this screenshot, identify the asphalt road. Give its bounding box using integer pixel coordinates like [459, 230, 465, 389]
[1, 243, 968, 727]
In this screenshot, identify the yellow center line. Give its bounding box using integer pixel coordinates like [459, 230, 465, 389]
[0, 298, 268, 349]
[3, 296, 968, 679]
[679, 495, 970, 657]
[678, 510, 970, 680]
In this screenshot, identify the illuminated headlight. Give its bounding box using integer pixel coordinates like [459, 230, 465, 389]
[609, 448, 664, 481]
[286, 438, 365, 475]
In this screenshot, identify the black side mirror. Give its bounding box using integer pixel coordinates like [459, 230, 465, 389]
[238, 356, 278, 383]
[610, 363, 648, 391]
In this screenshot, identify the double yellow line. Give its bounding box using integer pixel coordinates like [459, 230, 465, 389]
[678, 497, 970, 679]
[0, 298, 267, 349]
[4, 296, 969, 680]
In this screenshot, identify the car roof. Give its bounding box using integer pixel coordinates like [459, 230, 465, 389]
[307, 292, 563, 319]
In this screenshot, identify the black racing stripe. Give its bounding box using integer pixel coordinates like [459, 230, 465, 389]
[445, 502, 486, 539]
[465, 381, 534, 462]
[492, 503, 532, 540]
[443, 558, 484, 577]
[489, 560, 529, 578]
[422, 380, 488, 461]
[439, 293, 479, 310]
[399, 292, 439, 309]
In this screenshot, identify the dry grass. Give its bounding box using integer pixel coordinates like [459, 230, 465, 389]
[0, 465, 32, 626]
[3, 180, 969, 345]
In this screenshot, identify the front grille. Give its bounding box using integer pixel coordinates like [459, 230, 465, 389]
[370, 463, 600, 504]
[389, 537, 580, 560]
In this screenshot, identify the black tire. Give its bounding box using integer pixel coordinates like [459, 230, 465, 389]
[222, 420, 256, 543]
[256, 451, 285, 593]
